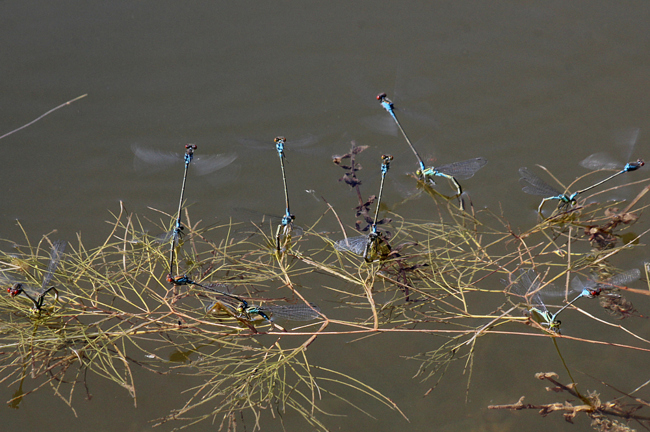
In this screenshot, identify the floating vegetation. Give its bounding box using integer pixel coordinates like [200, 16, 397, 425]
[1, 175, 649, 430]
[2, 102, 650, 430]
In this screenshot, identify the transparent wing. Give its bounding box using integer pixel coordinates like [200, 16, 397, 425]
[602, 268, 641, 288]
[503, 269, 535, 297]
[359, 115, 399, 136]
[579, 152, 621, 171]
[237, 134, 320, 154]
[261, 303, 321, 321]
[504, 269, 551, 313]
[132, 144, 181, 174]
[132, 143, 236, 176]
[41, 240, 66, 289]
[334, 235, 369, 255]
[570, 275, 595, 296]
[191, 153, 238, 175]
[0, 272, 19, 286]
[436, 157, 488, 180]
[279, 224, 304, 238]
[518, 167, 561, 197]
[580, 127, 640, 170]
[532, 278, 584, 298]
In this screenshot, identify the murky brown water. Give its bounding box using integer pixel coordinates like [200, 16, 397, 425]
[1, 2, 649, 431]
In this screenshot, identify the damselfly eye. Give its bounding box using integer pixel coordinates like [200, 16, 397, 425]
[7, 284, 22, 297]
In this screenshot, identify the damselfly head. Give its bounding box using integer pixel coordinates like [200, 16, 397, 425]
[7, 283, 22, 297]
[167, 274, 190, 285]
[628, 159, 645, 171]
[184, 144, 197, 160]
[588, 288, 602, 298]
[236, 304, 246, 316]
[550, 321, 561, 333]
[376, 92, 387, 101]
[280, 213, 295, 226]
[274, 137, 286, 144]
[381, 154, 394, 163]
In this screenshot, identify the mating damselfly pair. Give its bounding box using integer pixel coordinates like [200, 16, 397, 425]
[519, 128, 644, 215]
[132, 143, 238, 274]
[502, 268, 641, 333]
[376, 93, 487, 210]
[2, 241, 66, 312]
[205, 296, 321, 331]
[167, 273, 321, 330]
[334, 154, 394, 262]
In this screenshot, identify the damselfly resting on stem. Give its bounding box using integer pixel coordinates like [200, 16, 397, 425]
[273, 136, 300, 252]
[334, 154, 393, 262]
[167, 274, 248, 305]
[3, 241, 66, 312]
[519, 158, 644, 215]
[131, 143, 237, 274]
[502, 269, 563, 333]
[206, 296, 321, 331]
[376, 92, 487, 210]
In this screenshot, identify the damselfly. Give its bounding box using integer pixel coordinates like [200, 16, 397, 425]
[3, 241, 66, 312]
[206, 297, 321, 328]
[132, 144, 237, 273]
[519, 167, 590, 215]
[569, 269, 641, 299]
[131, 143, 237, 176]
[574, 269, 642, 319]
[168, 145, 196, 274]
[502, 269, 562, 333]
[580, 128, 644, 188]
[237, 303, 321, 323]
[520, 158, 644, 215]
[273, 137, 300, 251]
[167, 274, 248, 306]
[334, 154, 393, 262]
[376, 93, 487, 208]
